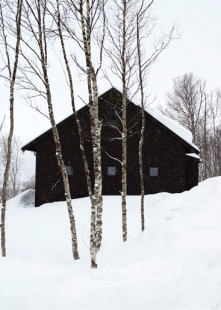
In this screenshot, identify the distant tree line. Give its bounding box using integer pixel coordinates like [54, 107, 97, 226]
[159, 72, 221, 182]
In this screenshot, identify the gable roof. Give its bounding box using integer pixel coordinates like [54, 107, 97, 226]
[145, 108, 198, 151]
[22, 87, 199, 154]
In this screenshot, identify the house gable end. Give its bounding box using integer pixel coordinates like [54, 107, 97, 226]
[21, 87, 199, 155]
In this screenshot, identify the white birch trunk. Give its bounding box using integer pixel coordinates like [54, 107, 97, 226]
[1, 0, 23, 257]
[139, 109, 145, 232]
[79, 0, 103, 267]
[36, 0, 79, 260]
[121, 0, 127, 243]
[55, 0, 93, 201]
[91, 73, 103, 252]
[136, 9, 145, 232]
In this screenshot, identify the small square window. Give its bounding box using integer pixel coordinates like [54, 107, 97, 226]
[149, 167, 158, 177]
[107, 166, 117, 176]
[65, 165, 74, 175]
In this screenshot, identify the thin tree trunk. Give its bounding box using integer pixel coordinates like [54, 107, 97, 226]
[78, 0, 103, 267]
[121, 0, 127, 243]
[139, 110, 145, 232]
[1, 0, 23, 257]
[55, 0, 93, 202]
[36, 0, 79, 260]
[91, 72, 103, 252]
[203, 95, 207, 180]
[87, 73, 98, 268]
[136, 4, 146, 232]
[137, 70, 145, 232]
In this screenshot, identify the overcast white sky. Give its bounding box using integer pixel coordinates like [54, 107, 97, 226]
[1, 0, 221, 181]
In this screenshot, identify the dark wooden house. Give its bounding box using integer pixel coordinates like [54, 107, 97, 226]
[22, 88, 200, 207]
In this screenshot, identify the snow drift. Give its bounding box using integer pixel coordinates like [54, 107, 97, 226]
[1, 178, 221, 309]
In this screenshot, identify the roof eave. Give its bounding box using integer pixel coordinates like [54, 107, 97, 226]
[144, 110, 200, 155]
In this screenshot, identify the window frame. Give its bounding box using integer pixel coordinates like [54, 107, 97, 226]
[149, 166, 159, 177]
[107, 166, 117, 176]
[65, 165, 74, 176]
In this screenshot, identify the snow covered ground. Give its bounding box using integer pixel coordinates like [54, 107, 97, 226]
[1, 177, 221, 310]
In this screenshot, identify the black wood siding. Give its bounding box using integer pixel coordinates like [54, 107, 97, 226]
[32, 88, 199, 207]
[185, 156, 199, 190]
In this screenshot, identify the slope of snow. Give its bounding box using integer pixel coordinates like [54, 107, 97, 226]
[1, 178, 221, 309]
[132, 93, 198, 151]
[146, 107, 196, 147]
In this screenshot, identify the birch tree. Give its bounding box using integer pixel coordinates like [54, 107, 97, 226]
[136, 0, 177, 232]
[159, 73, 205, 144]
[206, 90, 221, 178]
[105, 0, 139, 243]
[60, 0, 106, 268]
[0, 0, 23, 257]
[53, 0, 93, 205]
[160, 73, 221, 181]
[45, 0, 94, 210]
[195, 90, 221, 180]
[136, 1, 149, 233]
[19, 0, 79, 260]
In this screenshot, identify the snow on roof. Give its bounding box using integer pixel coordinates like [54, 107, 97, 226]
[146, 108, 199, 149]
[22, 103, 86, 149]
[132, 94, 199, 152]
[186, 153, 201, 160]
[22, 87, 199, 152]
[21, 110, 82, 150]
[21, 125, 51, 149]
[22, 86, 116, 149]
[103, 86, 199, 151]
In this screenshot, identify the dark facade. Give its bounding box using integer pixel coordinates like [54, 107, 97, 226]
[22, 88, 200, 207]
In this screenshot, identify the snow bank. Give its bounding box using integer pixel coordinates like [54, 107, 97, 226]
[1, 178, 221, 309]
[19, 189, 35, 207]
